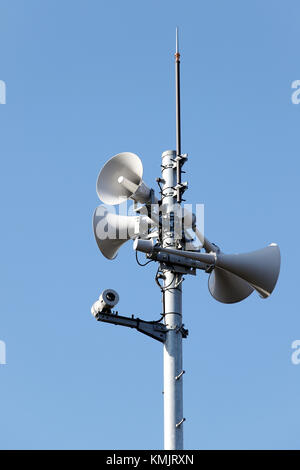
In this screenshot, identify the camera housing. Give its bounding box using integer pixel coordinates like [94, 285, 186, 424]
[91, 289, 119, 317]
[99, 288, 119, 311]
[95, 288, 120, 314]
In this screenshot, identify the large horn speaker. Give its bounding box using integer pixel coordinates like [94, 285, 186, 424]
[213, 243, 280, 300]
[133, 239, 281, 303]
[208, 268, 254, 304]
[93, 205, 151, 260]
[96, 152, 154, 205]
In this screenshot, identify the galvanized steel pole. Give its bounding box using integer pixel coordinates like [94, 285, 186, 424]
[161, 149, 184, 450]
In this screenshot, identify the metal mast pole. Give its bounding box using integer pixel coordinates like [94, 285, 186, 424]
[162, 28, 184, 450]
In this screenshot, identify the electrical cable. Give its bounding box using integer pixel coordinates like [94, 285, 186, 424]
[135, 251, 154, 267]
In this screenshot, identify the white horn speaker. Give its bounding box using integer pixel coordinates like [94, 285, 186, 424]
[96, 152, 154, 205]
[208, 268, 254, 304]
[134, 239, 280, 303]
[93, 205, 151, 260]
[211, 243, 281, 301]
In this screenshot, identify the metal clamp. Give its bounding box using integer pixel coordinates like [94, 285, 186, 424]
[175, 153, 188, 164]
[175, 325, 189, 338]
[175, 370, 185, 381]
[176, 418, 186, 428]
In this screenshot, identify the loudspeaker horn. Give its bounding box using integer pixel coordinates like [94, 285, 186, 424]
[93, 205, 152, 260]
[96, 152, 156, 206]
[133, 239, 280, 303]
[209, 243, 281, 302]
[208, 268, 254, 304]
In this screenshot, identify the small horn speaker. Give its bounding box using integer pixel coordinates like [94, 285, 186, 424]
[93, 205, 151, 260]
[210, 243, 281, 302]
[96, 152, 152, 205]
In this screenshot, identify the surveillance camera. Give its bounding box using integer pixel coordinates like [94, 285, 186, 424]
[91, 300, 102, 318]
[99, 289, 119, 312]
[91, 289, 119, 318]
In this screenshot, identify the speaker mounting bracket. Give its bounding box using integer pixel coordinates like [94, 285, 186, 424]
[205, 264, 214, 274]
[147, 251, 208, 275]
[160, 261, 196, 276]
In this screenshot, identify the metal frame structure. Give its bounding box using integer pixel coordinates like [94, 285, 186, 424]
[91, 29, 281, 450]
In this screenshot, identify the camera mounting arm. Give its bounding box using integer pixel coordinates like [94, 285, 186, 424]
[91, 293, 188, 343]
[92, 308, 189, 343]
[93, 310, 167, 343]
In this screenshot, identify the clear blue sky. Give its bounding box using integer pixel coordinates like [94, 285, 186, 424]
[0, 0, 299, 450]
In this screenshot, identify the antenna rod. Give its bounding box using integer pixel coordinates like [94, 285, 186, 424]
[175, 27, 182, 203]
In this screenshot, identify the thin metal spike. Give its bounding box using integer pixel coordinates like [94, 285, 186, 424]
[175, 27, 181, 202]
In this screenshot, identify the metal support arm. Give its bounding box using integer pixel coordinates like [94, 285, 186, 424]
[94, 311, 168, 343]
[148, 251, 208, 275]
